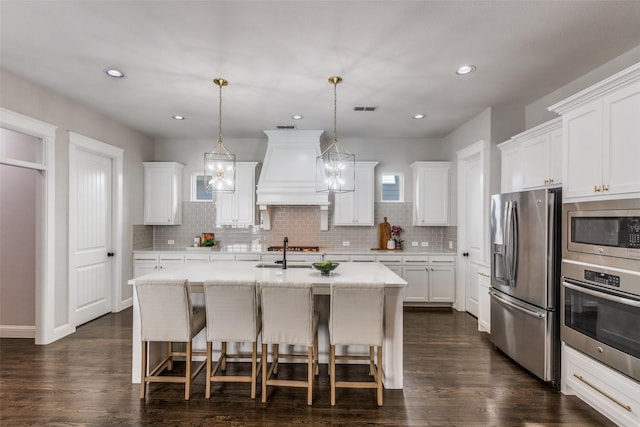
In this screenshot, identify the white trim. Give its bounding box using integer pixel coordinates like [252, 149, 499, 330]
[68, 132, 125, 320]
[0, 157, 46, 171]
[455, 139, 487, 312]
[0, 108, 59, 345]
[0, 325, 36, 339]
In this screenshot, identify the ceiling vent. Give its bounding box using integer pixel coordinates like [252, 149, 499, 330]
[353, 106, 377, 112]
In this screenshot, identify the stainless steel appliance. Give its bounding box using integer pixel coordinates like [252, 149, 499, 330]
[490, 188, 561, 385]
[561, 198, 640, 382]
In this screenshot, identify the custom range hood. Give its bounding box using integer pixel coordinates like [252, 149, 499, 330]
[256, 130, 330, 231]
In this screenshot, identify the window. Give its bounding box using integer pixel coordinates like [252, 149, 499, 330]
[381, 173, 404, 202]
[191, 173, 213, 201]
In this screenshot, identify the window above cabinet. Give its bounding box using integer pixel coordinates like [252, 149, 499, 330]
[381, 173, 404, 202]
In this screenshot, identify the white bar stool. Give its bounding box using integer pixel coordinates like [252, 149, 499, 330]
[329, 282, 385, 406]
[203, 280, 261, 399]
[260, 282, 319, 406]
[135, 279, 206, 400]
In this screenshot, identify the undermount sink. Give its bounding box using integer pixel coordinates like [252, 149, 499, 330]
[254, 263, 312, 269]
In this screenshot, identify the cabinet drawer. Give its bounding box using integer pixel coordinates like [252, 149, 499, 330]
[133, 254, 159, 263]
[375, 255, 402, 265]
[402, 255, 428, 265]
[184, 254, 210, 263]
[235, 254, 261, 262]
[563, 343, 640, 427]
[429, 256, 455, 265]
[349, 255, 376, 262]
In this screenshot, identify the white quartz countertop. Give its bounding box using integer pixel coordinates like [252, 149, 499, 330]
[133, 247, 456, 256]
[128, 261, 407, 290]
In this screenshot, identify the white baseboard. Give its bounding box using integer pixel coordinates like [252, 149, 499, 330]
[0, 324, 36, 339]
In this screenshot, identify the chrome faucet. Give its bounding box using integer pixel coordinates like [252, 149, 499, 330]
[282, 236, 288, 270]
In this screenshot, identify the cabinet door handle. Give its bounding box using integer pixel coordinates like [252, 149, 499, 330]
[601, 184, 608, 192]
[549, 179, 553, 184]
[594, 185, 601, 192]
[572, 374, 631, 412]
[544, 179, 549, 185]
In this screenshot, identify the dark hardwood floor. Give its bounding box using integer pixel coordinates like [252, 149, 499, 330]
[1, 307, 613, 426]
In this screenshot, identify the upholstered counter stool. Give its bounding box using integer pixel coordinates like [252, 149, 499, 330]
[329, 282, 385, 406]
[260, 282, 319, 405]
[135, 279, 207, 400]
[203, 280, 261, 399]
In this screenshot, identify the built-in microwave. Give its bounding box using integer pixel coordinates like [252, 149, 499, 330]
[563, 199, 640, 270]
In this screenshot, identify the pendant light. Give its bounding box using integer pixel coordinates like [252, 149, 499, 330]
[316, 76, 355, 193]
[204, 77, 235, 192]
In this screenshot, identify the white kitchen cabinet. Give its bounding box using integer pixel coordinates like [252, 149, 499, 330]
[549, 64, 640, 201]
[498, 118, 561, 192]
[403, 255, 455, 304]
[562, 343, 640, 427]
[376, 255, 403, 275]
[334, 161, 378, 226]
[216, 162, 258, 226]
[143, 162, 183, 225]
[477, 265, 491, 333]
[411, 162, 450, 226]
[133, 254, 159, 278]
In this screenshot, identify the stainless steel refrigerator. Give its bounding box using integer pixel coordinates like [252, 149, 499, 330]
[490, 188, 561, 385]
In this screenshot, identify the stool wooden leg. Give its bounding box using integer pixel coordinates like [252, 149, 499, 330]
[314, 332, 319, 376]
[221, 342, 227, 371]
[369, 346, 375, 376]
[273, 344, 279, 375]
[250, 341, 257, 399]
[307, 346, 313, 406]
[377, 345, 383, 406]
[261, 343, 268, 403]
[330, 344, 336, 406]
[184, 341, 192, 400]
[205, 341, 212, 399]
[167, 342, 173, 371]
[140, 340, 147, 399]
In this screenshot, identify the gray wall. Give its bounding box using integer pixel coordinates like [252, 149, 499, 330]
[0, 68, 154, 331]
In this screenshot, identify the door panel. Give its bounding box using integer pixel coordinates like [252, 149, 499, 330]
[72, 149, 112, 325]
[462, 152, 483, 316]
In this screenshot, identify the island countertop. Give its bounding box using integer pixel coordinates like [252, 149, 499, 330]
[128, 261, 407, 389]
[127, 260, 407, 291]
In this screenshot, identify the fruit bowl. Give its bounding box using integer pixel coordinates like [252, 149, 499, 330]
[312, 262, 340, 276]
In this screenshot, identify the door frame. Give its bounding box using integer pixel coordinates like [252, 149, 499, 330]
[455, 140, 487, 312]
[69, 132, 124, 325]
[0, 108, 61, 344]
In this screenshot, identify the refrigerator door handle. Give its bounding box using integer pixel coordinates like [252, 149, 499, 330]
[504, 201, 513, 284]
[490, 289, 546, 318]
[510, 201, 519, 287]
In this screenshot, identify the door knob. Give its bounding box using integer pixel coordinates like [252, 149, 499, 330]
[107, 252, 114, 257]
[462, 252, 469, 257]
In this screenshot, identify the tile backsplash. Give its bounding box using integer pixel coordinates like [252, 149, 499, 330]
[139, 201, 456, 252]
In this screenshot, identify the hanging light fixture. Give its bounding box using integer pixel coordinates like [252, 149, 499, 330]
[316, 76, 355, 193]
[204, 77, 236, 192]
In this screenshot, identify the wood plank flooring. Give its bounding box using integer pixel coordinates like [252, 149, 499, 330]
[0, 307, 614, 426]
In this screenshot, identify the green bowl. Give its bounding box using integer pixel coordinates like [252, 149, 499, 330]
[312, 262, 340, 276]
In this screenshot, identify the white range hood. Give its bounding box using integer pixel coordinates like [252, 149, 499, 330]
[256, 130, 330, 231]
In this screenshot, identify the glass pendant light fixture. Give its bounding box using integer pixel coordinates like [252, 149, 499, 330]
[316, 76, 355, 193]
[204, 77, 236, 193]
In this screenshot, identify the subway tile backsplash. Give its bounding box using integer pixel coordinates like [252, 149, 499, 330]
[147, 202, 456, 252]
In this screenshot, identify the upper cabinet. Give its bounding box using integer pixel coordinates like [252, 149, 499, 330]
[411, 162, 450, 226]
[216, 162, 258, 226]
[549, 63, 640, 202]
[498, 118, 562, 193]
[143, 162, 183, 225]
[334, 161, 378, 226]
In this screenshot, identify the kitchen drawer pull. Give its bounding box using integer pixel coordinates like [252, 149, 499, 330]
[478, 272, 491, 278]
[404, 260, 428, 263]
[352, 260, 374, 262]
[431, 260, 453, 263]
[573, 374, 632, 412]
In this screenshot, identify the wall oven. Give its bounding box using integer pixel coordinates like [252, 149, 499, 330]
[562, 198, 640, 383]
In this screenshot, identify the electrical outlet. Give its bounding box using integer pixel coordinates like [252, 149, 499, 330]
[421, 241, 429, 247]
[342, 241, 350, 246]
[449, 241, 453, 249]
[411, 241, 418, 247]
[168, 240, 175, 245]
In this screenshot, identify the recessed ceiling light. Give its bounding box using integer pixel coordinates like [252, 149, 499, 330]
[172, 115, 185, 120]
[456, 65, 476, 75]
[413, 113, 426, 119]
[105, 68, 125, 78]
[292, 114, 303, 120]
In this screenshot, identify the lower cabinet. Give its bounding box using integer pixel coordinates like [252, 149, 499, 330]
[562, 343, 640, 427]
[477, 265, 491, 333]
[402, 255, 455, 304]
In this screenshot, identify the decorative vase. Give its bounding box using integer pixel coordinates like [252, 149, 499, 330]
[387, 239, 395, 250]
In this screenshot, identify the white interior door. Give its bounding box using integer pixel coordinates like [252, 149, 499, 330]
[457, 142, 485, 316]
[70, 148, 113, 326]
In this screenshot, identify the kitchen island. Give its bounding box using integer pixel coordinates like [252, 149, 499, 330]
[128, 261, 407, 388]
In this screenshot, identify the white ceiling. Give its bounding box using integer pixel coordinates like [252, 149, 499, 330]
[2, 1, 640, 141]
